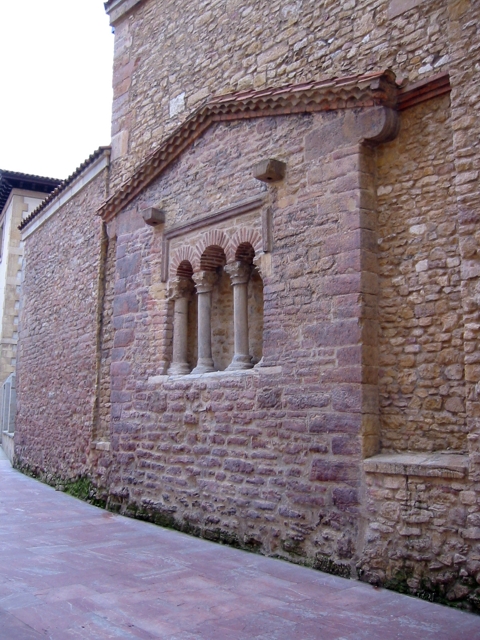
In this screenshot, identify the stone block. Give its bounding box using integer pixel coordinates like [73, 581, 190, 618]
[310, 460, 359, 483]
[253, 159, 286, 183]
[113, 328, 135, 348]
[113, 292, 139, 317]
[142, 207, 165, 226]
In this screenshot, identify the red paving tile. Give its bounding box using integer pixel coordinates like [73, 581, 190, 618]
[1, 453, 480, 639]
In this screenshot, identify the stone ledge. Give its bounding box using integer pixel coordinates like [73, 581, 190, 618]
[148, 365, 282, 385]
[364, 452, 468, 479]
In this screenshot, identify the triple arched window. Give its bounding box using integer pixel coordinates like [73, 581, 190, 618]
[167, 239, 263, 375]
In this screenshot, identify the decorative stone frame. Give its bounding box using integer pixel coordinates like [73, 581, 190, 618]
[161, 196, 269, 282]
[165, 198, 267, 376]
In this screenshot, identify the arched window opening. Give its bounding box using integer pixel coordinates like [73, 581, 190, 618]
[200, 245, 226, 271]
[168, 261, 196, 375]
[225, 242, 264, 371]
[168, 238, 264, 375]
[177, 260, 194, 279]
[192, 245, 230, 374]
[235, 242, 255, 265]
[248, 266, 264, 365]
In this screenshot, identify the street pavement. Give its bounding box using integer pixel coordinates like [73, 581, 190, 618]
[0, 447, 479, 639]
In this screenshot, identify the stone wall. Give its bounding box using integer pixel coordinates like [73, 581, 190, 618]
[101, 106, 392, 569]
[377, 94, 466, 453]
[109, 0, 451, 188]
[363, 453, 475, 606]
[15, 172, 107, 480]
[13, 0, 480, 613]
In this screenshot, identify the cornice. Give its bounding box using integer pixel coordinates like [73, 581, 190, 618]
[98, 70, 398, 222]
[20, 147, 111, 233]
[397, 72, 450, 111]
[104, 0, 146, 26]
[97, 71, 451, 224]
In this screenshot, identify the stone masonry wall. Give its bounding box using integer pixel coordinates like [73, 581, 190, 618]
[15, 172, 107, 480]
[110, 0, 450, 188]
[13, 0, 480, 611]
[363, 463, 478, 605]
[103, 107, 390, 568]
[376, 94, 466, 453]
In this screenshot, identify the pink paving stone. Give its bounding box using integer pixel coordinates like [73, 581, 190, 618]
[1, 452, 480, 639]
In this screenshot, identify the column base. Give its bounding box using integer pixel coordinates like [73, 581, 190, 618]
[226, 355, 253, 371]
[192, 359, 216, 374]
[168, 362, 191, 376]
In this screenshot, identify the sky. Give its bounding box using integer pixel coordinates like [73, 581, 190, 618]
[0, 0, 114, 180]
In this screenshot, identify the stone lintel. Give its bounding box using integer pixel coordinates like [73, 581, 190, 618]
[161, 196, 264, 281]
[364, 452, 468, 479]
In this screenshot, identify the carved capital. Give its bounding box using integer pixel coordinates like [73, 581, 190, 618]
[168, 277, 194, 301]
[192, 270, 218, 294]
[225, 261, 252, 286]
[252, 253, 271, 279]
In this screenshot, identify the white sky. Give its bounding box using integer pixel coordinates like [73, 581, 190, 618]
[0, 0, 114, 180]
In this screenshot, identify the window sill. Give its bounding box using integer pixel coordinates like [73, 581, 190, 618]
[148, 364, 282, 385]
[2, 431, 14, 439]
[364, 451, 468, 479]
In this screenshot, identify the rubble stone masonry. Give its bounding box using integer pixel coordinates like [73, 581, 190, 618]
[110, 0, 453, 189]
[15, 171, 108, 480]
[14, 0, 480, 613]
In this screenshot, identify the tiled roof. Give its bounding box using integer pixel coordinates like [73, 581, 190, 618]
[0, 170, 61, 216]
[19, 147, 111, 231]
[98, 70, 398, 222]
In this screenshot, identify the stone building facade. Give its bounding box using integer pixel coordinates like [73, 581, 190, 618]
[0, 170, 60, 461]
[13, 0, 480, 609]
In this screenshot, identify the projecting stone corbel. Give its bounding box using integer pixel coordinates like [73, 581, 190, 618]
[253, 159, 286, 183]
[142, 207, 165, 226]
[355, 106, 400, 144]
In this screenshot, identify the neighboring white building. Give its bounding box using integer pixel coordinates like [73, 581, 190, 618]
[0, 170, 60, 461]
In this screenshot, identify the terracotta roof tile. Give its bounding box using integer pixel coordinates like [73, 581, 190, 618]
[96, 71, 450, 224]
[98, 70, 398, 222]
[19, 147, 111, 231]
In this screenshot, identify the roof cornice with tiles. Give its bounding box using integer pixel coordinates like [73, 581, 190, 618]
[98, 70, 450, 223]
[19, 147, 111, 232]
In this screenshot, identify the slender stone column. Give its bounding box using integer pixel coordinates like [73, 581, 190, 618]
[168, 277, 193, 376]
[192, 270, 218, 374]
[225, 261, 253, 371]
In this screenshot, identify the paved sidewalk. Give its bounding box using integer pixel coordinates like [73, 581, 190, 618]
[0, 450, 479, 639]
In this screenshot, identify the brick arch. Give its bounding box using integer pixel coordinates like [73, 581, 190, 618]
[193, 229, 230, 271]
[229, 228, 263, 262]
[170, 245, 195, 280]
[200, 245, 227, 271]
